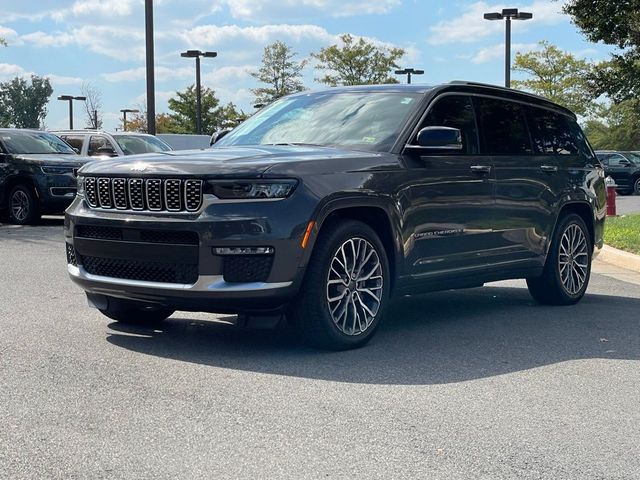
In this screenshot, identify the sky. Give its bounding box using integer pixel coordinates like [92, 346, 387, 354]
[0, 0, 618, 131]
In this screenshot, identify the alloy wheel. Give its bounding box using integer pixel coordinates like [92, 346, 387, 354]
[326, 237, 383, 336]
[558, 224, 589, 295]
[10, 190, 30, 222]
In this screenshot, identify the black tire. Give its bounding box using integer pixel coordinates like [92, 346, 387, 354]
[633, 176, 640, 195]
[290, 219, 390, 350]
[527, 213, 592, 305]
[98, 297, 174, 325]
[8, 184, 40, 225]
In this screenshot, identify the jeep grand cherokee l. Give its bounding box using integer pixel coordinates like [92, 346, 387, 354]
[0, 129, 94, 224]
[65, 82, 606, 350]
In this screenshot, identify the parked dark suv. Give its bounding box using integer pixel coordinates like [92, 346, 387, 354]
[594, 151, 640, 195]
[0, 129, 93, 224]
[65, 82, 606, 349]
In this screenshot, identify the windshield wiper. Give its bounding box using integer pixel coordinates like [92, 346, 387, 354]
[262, 142, 326, 147]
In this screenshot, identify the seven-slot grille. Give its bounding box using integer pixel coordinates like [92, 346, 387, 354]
[84, 177, 203, 212]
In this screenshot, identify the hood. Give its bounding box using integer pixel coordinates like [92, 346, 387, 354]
[15, 153, 95, 167]
[78, 145, 385, 177]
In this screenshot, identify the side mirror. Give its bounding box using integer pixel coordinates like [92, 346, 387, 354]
[210, 129, 231, 146]
[413, 126, 463, 150]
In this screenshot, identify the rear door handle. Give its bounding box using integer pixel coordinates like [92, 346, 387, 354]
[540, 165, 558, 173]
[470, 165, 492, 174]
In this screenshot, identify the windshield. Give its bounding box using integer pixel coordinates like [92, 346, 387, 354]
[113, 135, 172, 155]
[0, 131, 77, 155]
[216, 91, 423, 152]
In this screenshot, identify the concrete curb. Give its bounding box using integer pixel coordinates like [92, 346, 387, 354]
[597, 245, 640, 273]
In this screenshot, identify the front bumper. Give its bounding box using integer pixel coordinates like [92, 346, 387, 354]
[65, 192, 316, 313]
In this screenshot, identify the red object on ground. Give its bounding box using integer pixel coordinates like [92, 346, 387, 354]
[606, 177, 617, 216]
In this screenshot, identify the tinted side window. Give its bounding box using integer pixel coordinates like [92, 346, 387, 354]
[61, 135, 85, 152]
[607, 154, 627, 166]
[420, 95, 479, 154]
[88, 135, 115, 156]
[476, 97, 532, 155]
[527, 107, 579, 155]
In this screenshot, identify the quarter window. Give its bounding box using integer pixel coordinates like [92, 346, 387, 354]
[476, 98, 532, 155]
[419, 95, 479, 154]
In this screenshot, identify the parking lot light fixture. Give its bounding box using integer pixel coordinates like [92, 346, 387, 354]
[57, 95, 86, 130]
[394, 68, 425, 84]
[120, 109, 140, 132]
[484, 8, 533, 88]
[180, 50, 218, 135]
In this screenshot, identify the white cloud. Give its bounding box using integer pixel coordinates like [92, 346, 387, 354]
[103, 66, 193, 83]
[70, 0, 138, 17]
[0, 26, 20, 45]
[20, 26, 145, 61]
[222, 0, 401, 19]
[428, 1, 566, 45]
[45, 74, 84, 86]
[471, 42, 540, 64]
[0, 63, 27, 80]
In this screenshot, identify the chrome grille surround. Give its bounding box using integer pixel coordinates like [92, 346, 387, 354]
[84, 177, 203, 213]
[184, 180, 203, 212]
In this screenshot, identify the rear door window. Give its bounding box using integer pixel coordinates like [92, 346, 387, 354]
[526, 107, 579, 155]
[419, 95, 479, 154]
[476, 97, 532, 155]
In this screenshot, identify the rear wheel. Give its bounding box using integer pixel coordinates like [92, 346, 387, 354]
[527, 213, 592, 305]
[98, 297, 174, 325]
[9, 184, 40, 225]
[290, 220, 390, 350]
[634, 177, 640, 195]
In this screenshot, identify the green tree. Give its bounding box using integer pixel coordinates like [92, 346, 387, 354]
[168, 85, 226, 134]
[512, 41, 595, 116]
[563, 0, 640, 103]
[251, 41, 306, 105]
[311, 34, 404, 86]
[583, 99, 640, 150]
[218, 102, 248, 129]
[123, 110, 177, 134]
[0, 75, 53, 128]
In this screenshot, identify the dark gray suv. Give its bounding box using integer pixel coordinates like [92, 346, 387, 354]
[65, 82, 606, 350]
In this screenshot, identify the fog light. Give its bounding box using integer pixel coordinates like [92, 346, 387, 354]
[213, 247, 274, 255]
[66, 243, 78, 266]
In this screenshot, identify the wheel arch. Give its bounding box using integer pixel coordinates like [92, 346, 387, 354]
[554, 201, 595, 250]
[308, 198, 403, 293]
[2, 174, 40, 208]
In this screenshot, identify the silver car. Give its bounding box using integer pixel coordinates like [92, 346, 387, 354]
[52, 130, 172, 158]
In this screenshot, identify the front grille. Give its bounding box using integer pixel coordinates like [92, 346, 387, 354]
[223, 256, 273, 283]
[81, 256, 198, 284]
[75, 225, 198, 245]
[84, 177, 203, 212]
[139, 230, 198, 245]
[77, 225, 122, 240]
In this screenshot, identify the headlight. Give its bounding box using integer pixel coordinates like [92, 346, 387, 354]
[209, 180, 297, 199]
[40, 165, 75, 175]
[76, 176, 85, 197]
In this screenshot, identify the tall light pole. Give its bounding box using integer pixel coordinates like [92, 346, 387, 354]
[484, 8, 533, 88]
[180, 50, 217, 134]
[120, 108, 140, 131]
[57, 95, 86, 130]
[394, 68, 424, 84]
[145, 0, 156, 135]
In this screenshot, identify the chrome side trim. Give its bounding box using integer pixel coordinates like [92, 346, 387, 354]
[68, 264, 292, 292]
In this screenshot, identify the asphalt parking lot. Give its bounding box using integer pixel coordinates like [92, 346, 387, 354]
[1, 218, 640, 479]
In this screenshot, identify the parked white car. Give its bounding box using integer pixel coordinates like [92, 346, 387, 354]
[51, 130, 172, 157]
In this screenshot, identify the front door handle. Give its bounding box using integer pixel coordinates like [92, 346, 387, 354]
[470, 165, 492, 174]
[540, 165, 558, 173]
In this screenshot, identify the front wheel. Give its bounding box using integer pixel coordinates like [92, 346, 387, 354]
[527, 213, 592, 305]
[290, 220, 390, 350]
[98, 297, 174, 325]
[9, 184, 40, 225]
[634, 177, 640, 195]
